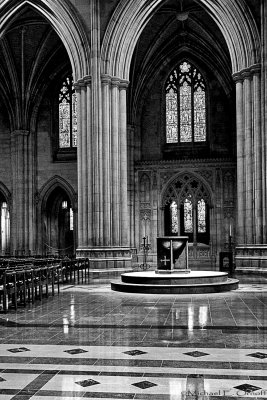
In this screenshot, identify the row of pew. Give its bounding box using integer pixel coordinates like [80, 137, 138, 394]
[0, 258, 90, 313]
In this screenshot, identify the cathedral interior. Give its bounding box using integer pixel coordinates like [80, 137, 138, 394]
[0, 0, 266, 398]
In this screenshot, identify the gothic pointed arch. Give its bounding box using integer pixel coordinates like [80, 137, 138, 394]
[0, 0, 90, 81]
[101, 0, 260, 79]
[38, 175, 77, 211]
[0, 182, 11, 255]
[161, 172, 213, 244]
[0, 182, 11, 205]
[36, 176, 77, 256]
[161, 172, 213, 208]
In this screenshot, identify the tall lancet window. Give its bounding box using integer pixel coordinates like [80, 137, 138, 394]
[165, 61, 206, 143]
[59, 76, 77, 148]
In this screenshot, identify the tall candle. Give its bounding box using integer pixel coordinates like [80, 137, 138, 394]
[229, 223, 232, 236]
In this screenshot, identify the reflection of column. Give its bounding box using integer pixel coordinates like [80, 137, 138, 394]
[183, 374, 205, 400]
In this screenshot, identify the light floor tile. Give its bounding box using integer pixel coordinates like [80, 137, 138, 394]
[0, 373, 38, 389]
[41, 373, 187, 394]
[0, 396, 14, 400]
[2, 344, 267, 362]
[204, 378, 267, 397]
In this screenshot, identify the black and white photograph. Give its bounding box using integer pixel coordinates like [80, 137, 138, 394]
[0, 0, 266, 398]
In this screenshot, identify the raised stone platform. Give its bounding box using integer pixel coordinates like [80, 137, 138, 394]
[111, 270, 239, 294]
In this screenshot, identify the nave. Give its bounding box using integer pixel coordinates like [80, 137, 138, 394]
[0, 277, 266, 399]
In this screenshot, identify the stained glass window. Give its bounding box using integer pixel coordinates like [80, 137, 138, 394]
[59, 76, 77, 148]
[170, 201, 179, 233]
[184, 197, 193, 233]
[197, 199, 206, 233]
[165, 61, 206, 143]
[166, 89, 178, 143]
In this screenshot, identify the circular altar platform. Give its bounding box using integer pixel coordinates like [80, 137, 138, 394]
[111, 270, 239, 294]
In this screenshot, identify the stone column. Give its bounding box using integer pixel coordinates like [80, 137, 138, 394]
[127, 124, 135, 248]
[119, 80, 130, 246]
[11, 130, 34, 255]
[261, 0, 267, 243]
[233, 76, 245, 245]
[252, 66, 262, 242]
[233, 64, 266, 269]
[243, 73, 253, 243]
[101, 75, 111, 246]
[76, 75, 132, 267]
[75, 78, 92, 248]
[110, 78, 120, 245]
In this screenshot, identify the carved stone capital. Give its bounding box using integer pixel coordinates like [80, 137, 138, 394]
[101, 74, 111, 85]
[233, 63, 261, 83]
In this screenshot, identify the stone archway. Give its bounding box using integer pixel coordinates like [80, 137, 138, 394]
[100, 0, 264, 269]
[0, 0, 90, 81]
[0, 183, 11, 256]
[161, 173, 214, 268]
[101, 0, 260, 79]
[37, 176, 77, 256]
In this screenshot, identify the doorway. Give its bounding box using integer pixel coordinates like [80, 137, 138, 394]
[43, 187, 74, 257]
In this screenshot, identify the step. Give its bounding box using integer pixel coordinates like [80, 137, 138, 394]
[111, 278, 239, 294]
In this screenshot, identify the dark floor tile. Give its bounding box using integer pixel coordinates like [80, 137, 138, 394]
[162, 360, 231, 369]
[230, 362, 267, 370]
[134, 394, 170, 399]
[82, 392, 135, 398]
[30, 357, 97, 365]
[37, 390, 86, 397]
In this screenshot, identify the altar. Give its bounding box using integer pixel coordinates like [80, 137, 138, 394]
[157, 236, 189, 273]
[111, 236, 239, 294]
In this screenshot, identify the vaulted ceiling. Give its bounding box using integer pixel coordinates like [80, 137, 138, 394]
[0, 6, 69, 131]
[128, 0, 234, 120]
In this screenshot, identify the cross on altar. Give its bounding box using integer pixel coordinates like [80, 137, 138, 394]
[157, 236, 189, 273]
[160, 255, 170, 266]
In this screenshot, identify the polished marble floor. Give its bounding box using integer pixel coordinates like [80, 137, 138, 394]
[0, 276, 267, 399]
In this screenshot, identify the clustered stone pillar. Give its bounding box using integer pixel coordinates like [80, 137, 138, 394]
[233, 64, 265, 268]
[75, 78, 92, 249]
[75, 0, 131, 268]
[75, 75, 132, 267]
[11, 130, 34, 256]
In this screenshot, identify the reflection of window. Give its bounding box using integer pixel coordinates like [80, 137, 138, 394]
[59, 76, 77, 148]
[166, 61, 206, 143]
